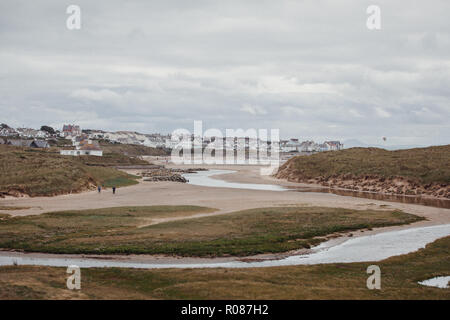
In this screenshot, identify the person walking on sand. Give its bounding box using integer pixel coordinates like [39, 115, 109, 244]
[98, 185, 101, 193]
[112, 186, 116, 194]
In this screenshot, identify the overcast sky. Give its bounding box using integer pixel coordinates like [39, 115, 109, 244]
[1, 0, 449, 145]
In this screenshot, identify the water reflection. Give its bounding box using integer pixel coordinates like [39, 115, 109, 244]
[418, 276, 449, 289]
[183, 169, 285, 191]
[184, 169, 450, 209]
[287, 186, 450, 209]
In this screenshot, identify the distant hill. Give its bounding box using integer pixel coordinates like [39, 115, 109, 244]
[343, 139, 424, 150]
[276, 145, 450, 198]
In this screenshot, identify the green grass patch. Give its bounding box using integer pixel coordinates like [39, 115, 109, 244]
[102, 176, 139, 188]
[0, 236, 448, 299]
[0, 206, 423, 256]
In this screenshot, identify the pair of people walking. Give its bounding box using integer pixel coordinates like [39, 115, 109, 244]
[97, 186, 116, 194]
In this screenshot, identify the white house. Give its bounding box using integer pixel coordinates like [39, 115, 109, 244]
[60, 139, 103, 157]
[281, 138, 301, 152]
[60, 149, 103, 156]
[323, 141, 343, 151]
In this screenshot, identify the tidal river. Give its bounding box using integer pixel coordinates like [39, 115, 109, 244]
[0, 224, 449, 269]
[184, 169, 450, 209]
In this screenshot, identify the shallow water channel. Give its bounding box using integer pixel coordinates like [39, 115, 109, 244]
[184, 169, 450, 209]
[1, 224, 448, 269]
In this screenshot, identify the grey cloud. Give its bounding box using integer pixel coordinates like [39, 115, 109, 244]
[0, 0, 449, 146]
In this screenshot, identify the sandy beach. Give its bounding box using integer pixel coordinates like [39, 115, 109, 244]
[1, 164, 449, 227]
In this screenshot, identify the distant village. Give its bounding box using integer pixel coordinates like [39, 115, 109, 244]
[0, 123, 343, 156]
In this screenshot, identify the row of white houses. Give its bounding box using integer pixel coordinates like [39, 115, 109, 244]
[280, 139, 343, 152]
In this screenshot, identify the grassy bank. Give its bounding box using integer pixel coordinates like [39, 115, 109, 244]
[276, 145, 450, 197]
[77, 152, 148, 167]
[99, 140, 170, 157]
[0, 206, 422, 256]
[0, 145, 140, 197]
[0, 236, 448, 299]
